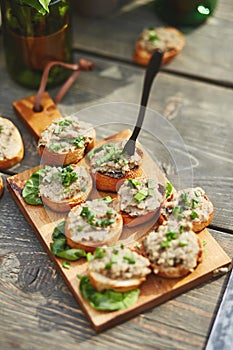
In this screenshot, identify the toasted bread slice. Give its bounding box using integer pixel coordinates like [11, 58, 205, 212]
[65, 199, 123, 252]
[0, 175, 4, 197]
[142, 220, 203, 278]
[89, 141, 144, 192]
[39, 165, 92, 212]
[161, 187, 214, 232]
[117, 178, 165, 227]
[87, 246, 151, 292]
[0, 117, 24, 170]
[92, 166, 145, 193]
[38, 116, 95, 166]
[134, 27, 185, 66]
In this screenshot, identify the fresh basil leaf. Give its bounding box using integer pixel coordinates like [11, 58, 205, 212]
[79, 276, 140, 311]
[57, 249, 86, 261]
[22, 169, 46, 205]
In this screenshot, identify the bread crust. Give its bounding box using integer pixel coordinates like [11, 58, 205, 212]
[134, 27, 185, 66]
[88, 271, 147, 292]
[0, 175, 4, 197]
[38, 131, 95, 166]
[92, 166, 145, 192]
[40, 168, 92, 212]
[120, 208, 160, 228]
[65, 208, 123, 252]
[0, 117, 24, 170]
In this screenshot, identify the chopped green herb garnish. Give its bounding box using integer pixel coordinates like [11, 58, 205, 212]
[123, 253, 136, 264]
[179, 240, 188, 247]
[86, 252, 93, 262]
[134, 189, 148, 203]
[49, 143, 61, 152]
[94, 247, 106, 259]
[127, 178, 141, 188]
[80, 206, 95, 225]
[61, 165, 78, 187]
[0, 126, 3, 132]
[72, 135, 85, 148]
[194, 191, 200, 197]
[190, 211, 198, 219]
[58, 119, 72, 127]
[179, 225, 185, 234]
[166, 182, 173, 198]
[173, 206, 180, 217]
[166, 230, 177, 241]
[120, 243, 124, 249]
[105, 262, 113, 269]
[192, 198, 199, 209]
[62, 261, 70, 269]
[77, 225, 85, 232]
[100, 196, 112, 204]
[148, 32, 159, 42]
[181, 192, 191, 207]
[202, 240, 207, 247]
[161, 241, 172, 248]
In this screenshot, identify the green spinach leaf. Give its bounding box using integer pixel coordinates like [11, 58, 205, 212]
[50, 220, 86, 261]
[79, 276, 140, 311]
[22, 168, 47, 205]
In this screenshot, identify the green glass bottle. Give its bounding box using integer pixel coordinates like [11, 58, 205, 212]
[154, 0, 218, 26]
[0, 0, 72, 88]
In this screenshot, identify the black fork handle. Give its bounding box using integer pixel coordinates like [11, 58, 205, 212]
[130, 49, 163, 142]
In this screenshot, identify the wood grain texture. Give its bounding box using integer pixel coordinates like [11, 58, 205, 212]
[71, 0, 233, 86]
[5, 130, 232, 332]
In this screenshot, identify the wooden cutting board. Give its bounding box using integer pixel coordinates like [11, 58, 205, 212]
[6, 124, 232, 332]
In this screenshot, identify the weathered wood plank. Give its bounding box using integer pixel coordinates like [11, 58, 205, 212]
[71, 0, 233, 86]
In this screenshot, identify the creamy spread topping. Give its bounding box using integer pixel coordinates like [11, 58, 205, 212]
[162, 187, 213, 223]
[39, 165, 89, 201]
[0, 120, 19, 160]
[89, 141, 143, 178]
[88, 245, 150, 280]
[143, 221, 200, 273]
[138, 27, 182, 54]
[38, 116, 94, 154]
[118, 178, 165, 216]
[66, 198, 120, 244]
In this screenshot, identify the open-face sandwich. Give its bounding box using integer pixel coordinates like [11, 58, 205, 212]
[160, 187, 214, 232]
[117, 177, 165, 227]
[142, 219, 203, 278]
[134, 26, 185, 66]
[38, 116, 95, 165]
[87, 245, 151, 292]
[88, 141, 144, 192]
[65, 197, 123, 252]
[39, 164, 92, 212]
[0, 116, 24, 170]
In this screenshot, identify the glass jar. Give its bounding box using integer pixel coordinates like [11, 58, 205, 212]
[154, 0, 218, 26]
[0, 0, 72, 88]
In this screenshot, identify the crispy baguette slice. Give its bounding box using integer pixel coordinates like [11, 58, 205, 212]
[120, 208, 160, 228]
[134, 27, 185, 66]
[38, 135, 95, 166]
[92, 166, 145, 193]
[160, 187, 214, 233]
[65, 215, 123, 252]
[88, 271, 147, 292]
[147, 237, 203, 279]
[142, 221, 203, 279]
[87, 245, 151, 291]
[0, 117, 24, 170]
[0, 175, 4, 197]
[40, 167, 92, 213]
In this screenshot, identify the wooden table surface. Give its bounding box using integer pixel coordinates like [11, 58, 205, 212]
[0, 0, 233, 349]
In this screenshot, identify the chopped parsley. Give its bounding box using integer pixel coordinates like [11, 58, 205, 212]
[61, 165, 78, 187]
[166, 182, 173, 198]
[190, 211, 198, 220]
